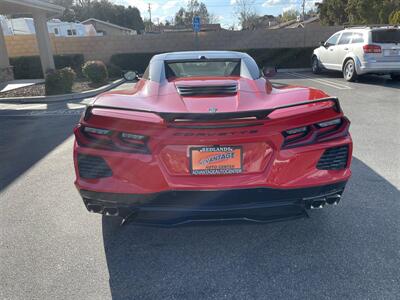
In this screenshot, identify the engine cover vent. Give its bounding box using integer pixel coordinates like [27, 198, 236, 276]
[177, 84, 237, 96]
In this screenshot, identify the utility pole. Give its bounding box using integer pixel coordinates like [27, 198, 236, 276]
[302, 0, 306, 47]
[148, 3, 152, 31]
[148, 3, 152, 23]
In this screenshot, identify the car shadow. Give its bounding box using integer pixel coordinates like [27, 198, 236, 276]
[102, 157, 400, 299]
[0, 100, 79, 191]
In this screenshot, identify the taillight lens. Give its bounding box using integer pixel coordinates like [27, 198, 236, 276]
[83, 126, 111, 135]
[74, 125, 150, 154]
[363, 44, 381, 53]
[282, 117, 350, 149]
[316, 118, 341, 128]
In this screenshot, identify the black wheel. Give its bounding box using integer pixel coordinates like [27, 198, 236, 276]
[312, 56, 321, 74]
[343, 59, 358, 82]
[390, 73, 400, 81]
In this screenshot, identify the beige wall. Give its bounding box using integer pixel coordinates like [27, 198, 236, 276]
[5, 26, 343, 63]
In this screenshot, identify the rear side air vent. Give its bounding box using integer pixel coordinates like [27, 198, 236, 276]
[317, 146, 349, 170]
[78, 154, 112, 179]
[177, 84, 237, 96]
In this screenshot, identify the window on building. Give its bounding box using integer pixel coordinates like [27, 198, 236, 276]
[54, 28, 59, 35]
[67, 29, 77, 36]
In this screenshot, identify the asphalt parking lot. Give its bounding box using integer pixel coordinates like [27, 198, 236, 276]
[1, 72, 399, 299]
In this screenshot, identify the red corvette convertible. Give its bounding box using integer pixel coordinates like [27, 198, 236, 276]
[73, 51, 352, 225]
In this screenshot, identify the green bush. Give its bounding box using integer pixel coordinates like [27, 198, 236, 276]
[82, 60, 108, 84]
[106, 64, 123, 78]
[10, 56, 43, 79]
[45, 67, 76, 96]
[10, 54, 84, 79]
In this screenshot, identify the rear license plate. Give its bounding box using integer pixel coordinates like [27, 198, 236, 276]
[190, 146, 242, 175]
[384, 49, 400, 56]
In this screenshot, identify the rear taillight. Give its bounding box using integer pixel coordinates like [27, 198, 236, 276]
[282, 117, 350, 149]
[363, 44, 381, 53]
[74, 125, 150, 154]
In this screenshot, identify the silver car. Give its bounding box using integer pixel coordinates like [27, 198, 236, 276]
[312, 26, 400, 81]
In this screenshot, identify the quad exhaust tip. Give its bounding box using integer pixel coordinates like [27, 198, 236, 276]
[310, 198, 326, 209]
[103, 207, 119, 216]
[86, 204, 119, 216]
[306, 193, 342, 209]
[87, 204, 103, 214]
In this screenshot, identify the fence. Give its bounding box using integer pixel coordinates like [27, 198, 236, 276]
[4, 26, 342, 63]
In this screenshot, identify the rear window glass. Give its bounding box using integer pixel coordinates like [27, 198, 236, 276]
[372, 29, 400, 43]
[165, 60, 241, 79]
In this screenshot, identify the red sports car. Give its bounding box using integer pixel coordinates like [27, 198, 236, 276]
[73, 51, 352, 225]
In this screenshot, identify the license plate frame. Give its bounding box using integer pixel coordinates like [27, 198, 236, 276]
[189, 146, 243, 175]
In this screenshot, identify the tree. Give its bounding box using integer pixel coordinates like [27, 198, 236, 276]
[173, 0, 213, 26]
[208, 14, 220, 24]
[51, 0, 75, 21]
[281, 9, 299, 22]
[233, 0, 260, 30]
[317, 0, 348, 25]
[318, 0, 400, 25]
[54, 0, 145, 32]
[174, 7, 186, 25]
[389, 10, 400, 24]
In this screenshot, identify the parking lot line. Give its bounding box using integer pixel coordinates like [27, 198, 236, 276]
[288, 72, 352, 90]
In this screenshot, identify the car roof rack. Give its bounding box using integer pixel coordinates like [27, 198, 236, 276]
[344, 24, 399, 29]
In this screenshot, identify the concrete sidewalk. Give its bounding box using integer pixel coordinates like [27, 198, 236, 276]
[0, 78, 126, 104]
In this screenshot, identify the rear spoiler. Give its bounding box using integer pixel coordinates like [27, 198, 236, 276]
[85, 97, 341, 122]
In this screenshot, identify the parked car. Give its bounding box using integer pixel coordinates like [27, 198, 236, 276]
[73, 51, 352, 226]
[312, 26, 400, 81]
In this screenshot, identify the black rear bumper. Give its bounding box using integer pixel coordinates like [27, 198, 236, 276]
[79, 181, 347, 226]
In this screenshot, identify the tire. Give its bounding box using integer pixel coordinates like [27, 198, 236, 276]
[343, 59, 358, 82]
[312, 56, 321, 74]
[390, 73, 400, 81]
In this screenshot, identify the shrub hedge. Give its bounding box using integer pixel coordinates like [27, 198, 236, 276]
[82, 60, 108, 84]
[45, 67, 76, 96]
[106, 63, 123, 78]
[10, 54, 84, 79]
[109, 48, 314, 73]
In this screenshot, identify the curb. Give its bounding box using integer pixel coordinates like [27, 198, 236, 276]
[278, 68, 311, 73]
[0, 78, 126, 104]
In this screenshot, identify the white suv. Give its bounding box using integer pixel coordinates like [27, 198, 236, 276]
[312, 26, 400, 81]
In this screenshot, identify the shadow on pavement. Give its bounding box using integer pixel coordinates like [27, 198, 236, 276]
[0, 100, 79, 191]
[102, 157, 400, 299]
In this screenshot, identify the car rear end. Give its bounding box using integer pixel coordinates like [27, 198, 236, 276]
[356, 27, 400, 75]
[73, 97, 352, 225]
